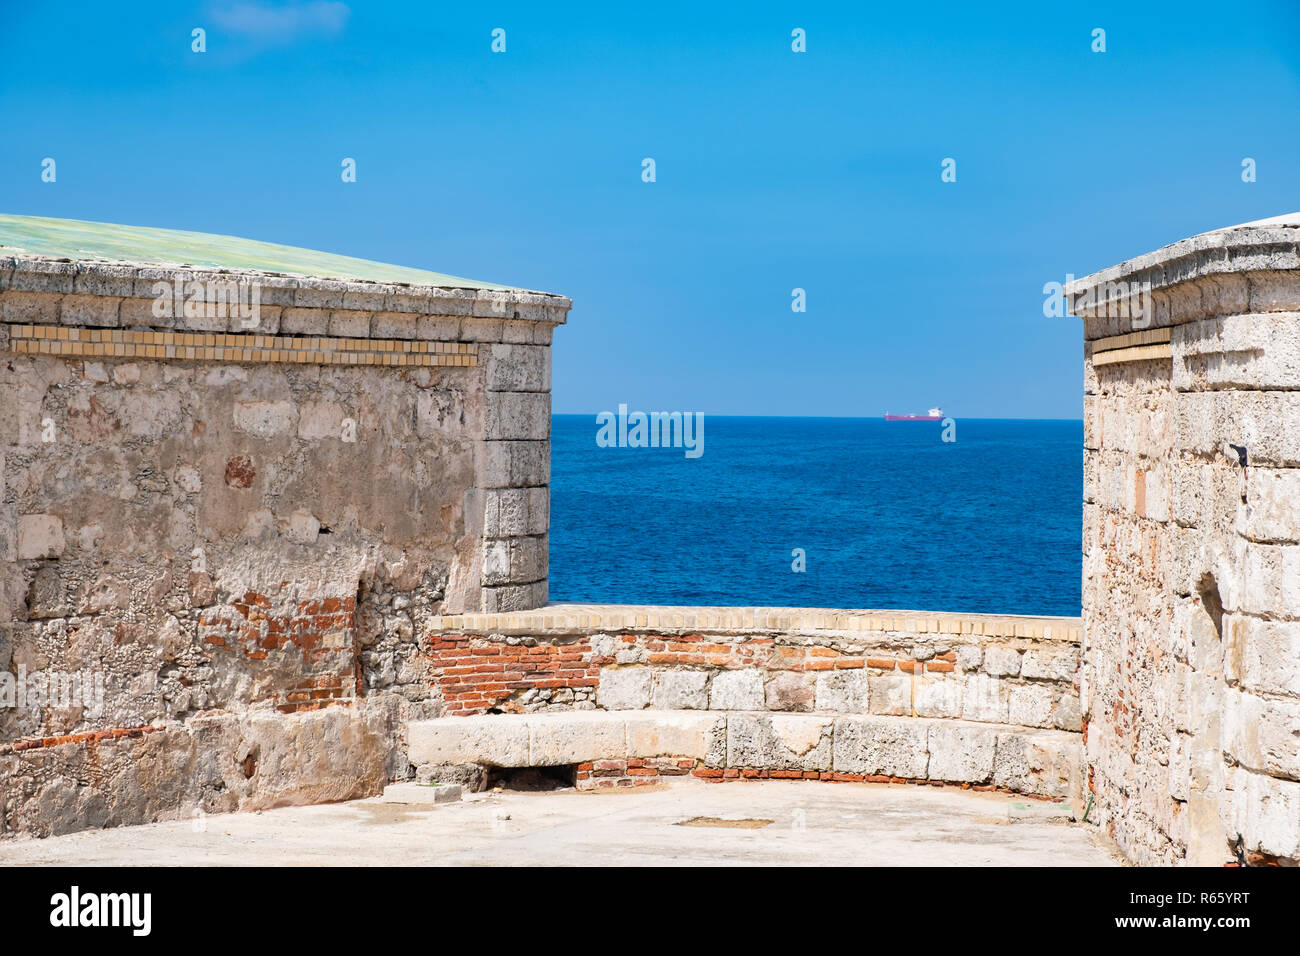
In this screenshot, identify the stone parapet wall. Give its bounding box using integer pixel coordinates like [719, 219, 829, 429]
[1069, 214, 1300, 867]
[1, 250, 567, 838]
[406, 709, 1082, 801]
[423, 605, 1082, 731]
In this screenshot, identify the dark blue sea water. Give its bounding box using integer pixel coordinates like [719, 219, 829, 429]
[549, 416, 1082, 617]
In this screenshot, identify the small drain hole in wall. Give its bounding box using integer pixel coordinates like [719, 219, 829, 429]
[485, 765, 577, 791]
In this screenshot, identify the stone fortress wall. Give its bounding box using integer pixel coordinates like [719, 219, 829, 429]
[1069, 214, 1300, 866]
[3, 215, 1298, 868]
[0, 249, 567, 835]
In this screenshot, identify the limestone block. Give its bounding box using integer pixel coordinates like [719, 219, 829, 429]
[1239, 467, 1300, 542]
[624, 711, 724, 760]
[955, 644, 981, 672]
[486, 344, 550, 393]
[233, 400, 298, 439]
[1235, 769, 1300, 859]
[328, 309, 371, 338]
[483, 440, 550, 489]
[928, 723, 996, 783]
[279, 307, 330, 336]
[1237, 540, 1300, 616]
[708, 669, 765, 710]
[912, 676, 963, 719]
[406, 715, 530, 768]
[480, 581, 547, 613]
[727, 713, 833, 771]
[1008, 683, 1055, 728]
[1053, 692, 1083, 732]
[1020, 647, 1078, 681]
[764, 671, 815, 711]
[17, 514, 64, 560]
[59, 293, 120, 327]
[991, 729, 1081, 801]
[527, 712, 627, 766]
[962, 673, 1010, 723]
[983, 646, 1021, 676]
[1222, 688, 1300, 780]
[485, 392, 550, 441]
[297, 401, 347, 441]
[814, 669, 867, 713]
[867, 675, 911, 715]
[1227, 615, 1300, 697]
[651, 668, 709, 709]
[832, 715, 929, 778]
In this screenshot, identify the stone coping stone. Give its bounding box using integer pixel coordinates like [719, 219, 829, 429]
[0, 213, 571, 306]
[427, 604, 1081, 642]
[1065, 211, 1300, 301]
[406, 710, 1082, 799]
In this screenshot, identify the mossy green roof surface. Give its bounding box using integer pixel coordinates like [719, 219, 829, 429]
[0, 214, 514, 290]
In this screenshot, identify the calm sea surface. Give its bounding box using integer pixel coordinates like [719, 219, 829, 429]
[549, 415, 1082, 617]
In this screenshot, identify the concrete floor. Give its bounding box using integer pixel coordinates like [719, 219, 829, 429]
[0, 780, 1123, 866]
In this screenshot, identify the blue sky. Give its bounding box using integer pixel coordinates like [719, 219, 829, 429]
[3, 1, 1299, 418]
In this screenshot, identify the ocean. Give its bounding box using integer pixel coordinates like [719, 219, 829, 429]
[549, 415, 1082, 617]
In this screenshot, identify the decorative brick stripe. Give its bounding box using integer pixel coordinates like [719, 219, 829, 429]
[1090, 327, 1172, 352]
[5, 724, 165, 754]
[3, 323, 478, 367]
[1091, 342, 1173, 367]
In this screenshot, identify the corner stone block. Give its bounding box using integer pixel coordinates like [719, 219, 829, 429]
[483, 440, 550, 489]
[991, 729, 1081, 802]
[927, 722, 996, 783]
[485, 391, 551, 441]
[832, 715, 929, 779]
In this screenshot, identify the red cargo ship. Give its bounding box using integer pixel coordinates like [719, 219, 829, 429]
[884, 406, 944, 421]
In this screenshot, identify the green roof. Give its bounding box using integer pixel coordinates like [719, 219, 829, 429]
[0, 214, 514, 290]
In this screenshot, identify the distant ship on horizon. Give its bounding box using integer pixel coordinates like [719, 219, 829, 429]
[884, 406, 944, 421]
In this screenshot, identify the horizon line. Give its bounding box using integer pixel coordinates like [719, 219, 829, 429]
[551, 412, 1084, 422]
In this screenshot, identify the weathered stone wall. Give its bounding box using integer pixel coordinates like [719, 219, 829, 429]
[1070, 214, 1300, 866]
[0, 254, 568, 836]
[413, 605, 1084, 800]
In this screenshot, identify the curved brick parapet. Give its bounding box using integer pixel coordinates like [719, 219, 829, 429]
[409, 604, 1085, 805]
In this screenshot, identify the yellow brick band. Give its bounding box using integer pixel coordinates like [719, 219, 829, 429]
[1090, 327, 1172, 353]
[2, 324, 478, 368]
[1091, 342, 1173, 367]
